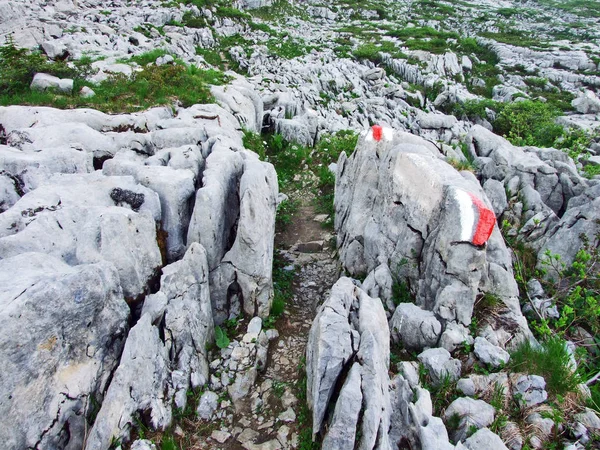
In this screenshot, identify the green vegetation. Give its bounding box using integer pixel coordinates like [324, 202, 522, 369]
[0, 43, 228, 112]
[494, 100, 563, 147]
[508, 337, 580, 398]
[455, 38, 502, 98]
[392, 279, 413, 306]
[503, 218, 600, 412]
[386, 26, 460, 55]
[313, 131, 358, 227]
[128, 49, 171, 66]
[352, 41, 407, 64]
[296, 357, 321, 450]
[263, 252, 295, 329]
[480, 29, 548, 49]
[250, 0, 309, 22]
[263, 133, 311, 191]
[536, 0, 600, 18]
[419, 368, 460, 416]
[214, 325, 230, 349]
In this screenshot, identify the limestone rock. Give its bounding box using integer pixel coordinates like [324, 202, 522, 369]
[390, 302, 442, 351]
[463, 428, 508, 450]
[418, 348, 461, 386]
[513, 375, 548, 407]
[197, 391, 219, 420]
[444, 397, 495, 442]
[0, 172, 162, 299]
[307, 277, 391, 449]
[86, 243, 213, 448]
[474, 336, 510, 368]
[30, 73, 73, 93]
[336, 128, 532, 346]
[0, 253, 129, 450]
[84, 314, 172, 450]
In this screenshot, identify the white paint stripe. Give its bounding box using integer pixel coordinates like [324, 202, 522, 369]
[365, 129, 374, 141]
[382, 127, 393, 141]
[454, 189, 475, 241]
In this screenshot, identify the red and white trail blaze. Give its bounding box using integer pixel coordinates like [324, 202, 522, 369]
[365, 124, 495, 246]
[366, 124, 393, 142]
[453, 189, 496, 246]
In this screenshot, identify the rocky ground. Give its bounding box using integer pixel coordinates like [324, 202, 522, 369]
[1, 0, 600, 450]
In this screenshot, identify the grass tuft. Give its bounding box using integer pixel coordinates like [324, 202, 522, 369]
[508, 336, 581, 398]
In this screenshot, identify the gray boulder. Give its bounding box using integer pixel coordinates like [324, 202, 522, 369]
[212, 157, 278, 319]
[307, 277, 391, 449]
[7, 122, 120, 161]
[336, 128, 532, 347]
[30, 73, 73, 93]
[361, 263, 395, 312]
[131, 440, 158, 450]
[463, 428, 508, 450]
[0, 253, 129, 450]
[440, 322, 473, 353]
[390, 302, 442, 351]
[513, 375, 548, 407]
[474, 336, 510, 368]
[84, 314, 172, 450]
[0, 172, 163, 299]
[87, 243, 214, 448]
[572, 90, 600, 114]
[321, 363, 363, 450]
[444, 397, 495, 442]
[539, 196, 600, 278]
[104, 149, 200, 262]
[0, 144, 93, 195]
[196, 391, 219, 420]
[418, 348, 461, 386]
[306, 277, 356, 437]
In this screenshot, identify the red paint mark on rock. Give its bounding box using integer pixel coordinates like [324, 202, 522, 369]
[372, 125, 383, 141]
[468, 193, 496, 245]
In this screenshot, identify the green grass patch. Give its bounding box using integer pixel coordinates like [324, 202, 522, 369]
[313, 131, 358, 227]
[508, 336, 580, 398]
[263, 251, 295, 329]
[128, 49, 171, 66]
[0, 41, 229, 112]
[480, 30, 548, 49]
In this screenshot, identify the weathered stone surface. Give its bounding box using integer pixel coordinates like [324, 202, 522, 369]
[440, 322, 473, 353]
[85, 314, 171, 450]
[0, 253, 129, 450]
[104, 149, 200, 262]
[474, 336, 510, 368]
[87, 243, 214, 448]
[390, 302, 442, 351]
[444, 397, 495, 442]
[361, 263, 395, 312]
[131, 439, 158, 450]
[513, 375, 548, 407]
[0, 144, 93, 196]
[321, 363, 362, 450]
[0, 172, 162, 299]
[306, 277, 356, 437]
[307, 277, 391, 449]
[418, 348, 461, 386]
[336, 128, 532, 347]
[463, 428, 509, 450]
[197, 391, 219, 420]
[30, 73, 73, 93]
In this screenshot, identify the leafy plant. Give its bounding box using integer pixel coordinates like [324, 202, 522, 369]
[214, 325, 230, 349]
[494, 100, 563, 148]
